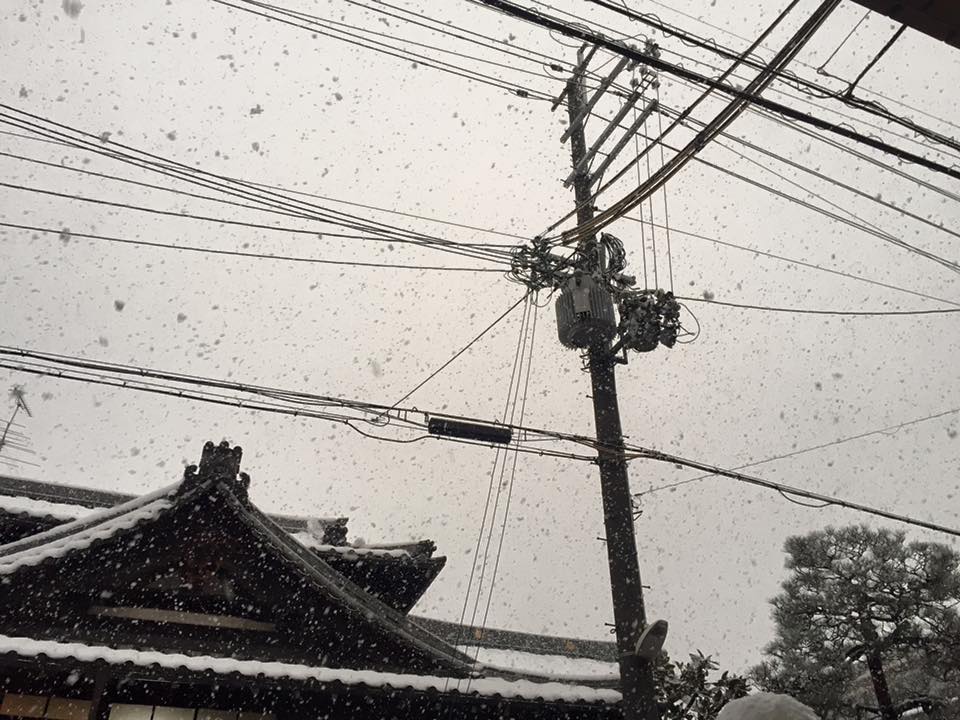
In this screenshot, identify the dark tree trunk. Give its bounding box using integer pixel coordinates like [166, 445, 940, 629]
[865, 650, 897, 720]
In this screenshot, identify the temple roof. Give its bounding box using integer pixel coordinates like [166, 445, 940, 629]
[0, 634, 619, 705]
[0, 442, 469, 675]
[0, 441, 623, 711]
[0, 466, 444, 613]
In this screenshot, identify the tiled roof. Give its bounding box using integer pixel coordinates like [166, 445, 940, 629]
[0, 493, 98, 521]
[0, 483, 179, 572]
[291, 532, 411, 559]
[459, 646, 618, 684]
[0, 474, 427, 554]
[0, 634, 621, 705]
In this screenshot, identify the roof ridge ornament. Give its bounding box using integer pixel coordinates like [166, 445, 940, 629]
[180, 440, 248, 499]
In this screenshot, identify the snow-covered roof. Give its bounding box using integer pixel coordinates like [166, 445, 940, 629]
[459, 646, 618, 683]
[0, 634, 621, 705]
[0, 490, 174, 575]
[292, 532, 411, 559]
[0, 494, 95, 521]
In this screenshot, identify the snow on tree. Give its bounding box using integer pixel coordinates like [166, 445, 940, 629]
[753, 525, 960, 720]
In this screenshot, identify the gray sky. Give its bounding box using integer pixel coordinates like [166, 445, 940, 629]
[1, 0, 959, 673]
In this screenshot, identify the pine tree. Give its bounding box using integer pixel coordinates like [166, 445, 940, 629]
[753, 525, 960, 720]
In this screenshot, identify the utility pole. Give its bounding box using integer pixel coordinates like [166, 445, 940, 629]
[563, 53, 660, 720]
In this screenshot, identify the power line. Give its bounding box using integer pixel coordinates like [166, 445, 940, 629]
[753, 106, 960, 205]
[657, 108, 960, 247]
[388, 293, 531, 409]
[677, 295, 960, 316]
[209, 0, 554, 100]
[462, 295, 535, 686]
[674, 150, 960, 276]
[844, 23, 906, 96]
[623, 220, 959, 307]
[477, 299, 538, 642]
[0, 346, 603, 460]
[635, 407, 960, 498]
[0, 181, 514, 268]
[350, 0, 573, 72]
[628, 446, 960, 538]
[573, 108, 960, 295]
[587, 0, 960, 158]
[0, 222, 506, 273]
[0, 353, 594, 464]
[475, 0, 960, 185]
[555, 0, 852, 241]
[706, 4, 958, 139]
[0, 107, 514, 264]
[0, 143, 526, 244]
[4, 347, 958, 537]
[257, 0, 561, 82]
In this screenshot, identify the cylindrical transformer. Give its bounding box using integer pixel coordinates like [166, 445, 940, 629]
[555, 275, 617, 349]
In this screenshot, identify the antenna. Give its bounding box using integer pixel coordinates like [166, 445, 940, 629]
[0, 385, 36, 469]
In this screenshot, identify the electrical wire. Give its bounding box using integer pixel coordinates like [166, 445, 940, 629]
[0, 107, 515, 264]
[844, 23, 906, 96]
[475, 0, 960, 200]
[444, 294, 532, 690]
[0, 181, 513, 268]
[634, 407, 960, 498]
[655, 107, 960, 247]
[245, 0, 561, 83]
[5, 348, 959, 537]
[0, 346, 606, 459]
[0, 355, 598, 464]
[679, 152, 960, 276]
[0, 222, 506, 273]
[388, 292, 531, 409]
[656, 84, 674, 291]
[209, 0, 555, 101]
[558, 100, 960, 290]
[462, 295, 534, 685]
[676, 295, 960, 316]
[627, 447, 960, 538]
[638, 0, 960, 141]
[476, 299, 539, 647]
[559, 0, 845, 243]
[0, 142, 527, 244]
[589, 1, 960, 158]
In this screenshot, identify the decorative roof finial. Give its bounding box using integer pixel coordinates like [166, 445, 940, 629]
[180, 440, 247, 497]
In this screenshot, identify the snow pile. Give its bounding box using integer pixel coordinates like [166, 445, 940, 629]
[717, 693, 820, 720]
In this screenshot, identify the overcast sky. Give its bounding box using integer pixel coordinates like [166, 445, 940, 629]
[1, 0, 959, 672]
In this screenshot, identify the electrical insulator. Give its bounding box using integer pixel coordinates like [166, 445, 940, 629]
[554, 274, 617, 349]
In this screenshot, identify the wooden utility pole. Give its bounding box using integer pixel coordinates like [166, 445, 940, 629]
[565, 58, 660, 720]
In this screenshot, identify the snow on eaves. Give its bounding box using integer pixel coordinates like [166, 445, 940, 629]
[459, 646, 619, 683]
[0, 494, 92, 521]
[0, 497, 172, 575]
[0, 635, 621, 705]
[292, 532, 411, 559]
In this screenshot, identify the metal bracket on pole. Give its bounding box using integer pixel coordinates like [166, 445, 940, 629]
[588, 98, 658, 187]
[560, 56, 631, 144]
[551, 44, 600, 112]
[564, 90, 642, 187]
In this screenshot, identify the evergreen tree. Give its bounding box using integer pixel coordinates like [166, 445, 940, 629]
[753, 525, 960, 720]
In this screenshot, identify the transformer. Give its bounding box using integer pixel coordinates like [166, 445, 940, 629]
[554, 274, 617, 349]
